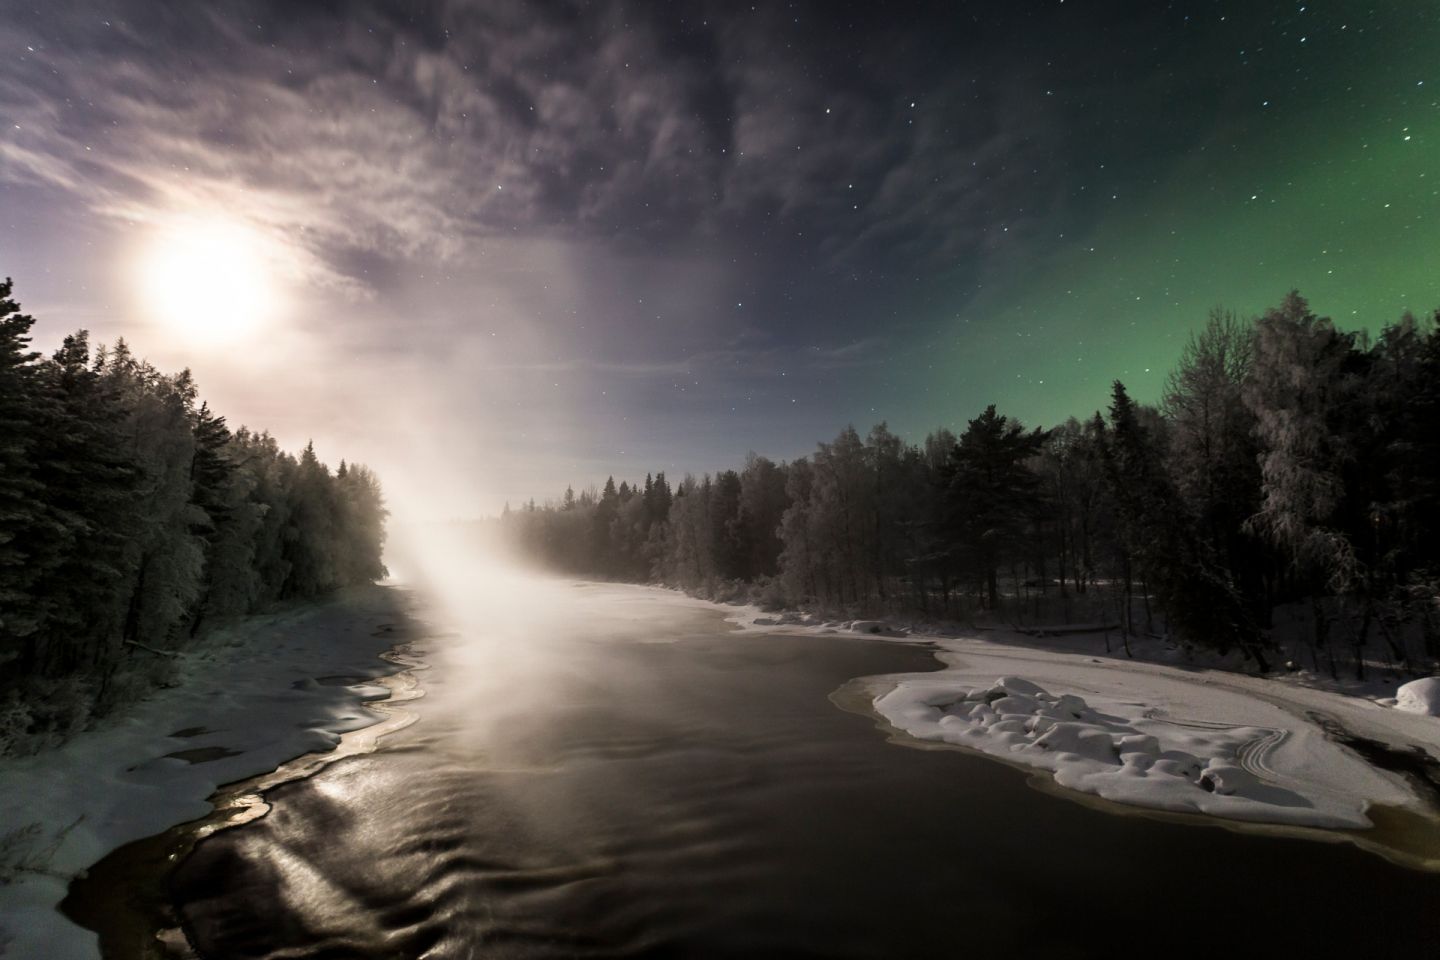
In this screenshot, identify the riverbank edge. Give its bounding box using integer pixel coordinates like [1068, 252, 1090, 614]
[62, 645, 426, 960]
[829, 671, 1440, 872]
[655, 584, 1440, 860]
[0, 584, 427, 960]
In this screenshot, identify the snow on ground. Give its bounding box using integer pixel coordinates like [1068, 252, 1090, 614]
[875, 673, 1397, 828]
[719, 603, 1440, 831]
[0, 585, 418, 960]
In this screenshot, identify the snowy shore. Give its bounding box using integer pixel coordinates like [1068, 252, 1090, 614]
[0, 584, 420, 960]
[721, 603, 1440, 840]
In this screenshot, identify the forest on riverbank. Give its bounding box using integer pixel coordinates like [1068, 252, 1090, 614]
[0, 279, 387, 755]
[500, 292, 1440, 681]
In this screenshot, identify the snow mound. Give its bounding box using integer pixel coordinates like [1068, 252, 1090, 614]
[874, 675, 1394, 829]
[1394, 677, 1440, 717]
[848, 620, 905, 637]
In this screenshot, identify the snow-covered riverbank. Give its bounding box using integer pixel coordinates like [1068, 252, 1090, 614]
[0, 584, 421, 960]
[719, 603, 1440, 842]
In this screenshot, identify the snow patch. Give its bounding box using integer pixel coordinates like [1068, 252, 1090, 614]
[708, 597, 1438, 832]
[848, 620, 905, 637]
[874, 673, 1416, 829]
[1394, 677, 1440, 717]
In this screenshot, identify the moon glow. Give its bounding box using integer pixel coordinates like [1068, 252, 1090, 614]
[139, 218, 280, 342]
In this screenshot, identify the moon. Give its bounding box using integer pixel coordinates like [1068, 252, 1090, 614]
[138, 217, 281, 342]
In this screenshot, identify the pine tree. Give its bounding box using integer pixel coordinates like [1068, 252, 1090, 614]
[710, 469, 744, 580]
[647, 472, 672, 522]
[906, 429, 960, 613]
[234, 429, 294, 605]
[1036, 418, 1109, 598]
[808, 426, 872, 607]
[0, 280, 44, 660]
[660, 475, 715, 589]
[777, 458, 818, 604]
[942, 406, 1046, 610]
[27, 332, 140, 674]
[737, 454, 788, 580]
[283, 441, 341, 597]
[101, 355, 207, 658]
[336, 462, 388, 584]
[593, 476, 620, 573]
[0, 281, 390, 748]
[864, 423, 907, 602]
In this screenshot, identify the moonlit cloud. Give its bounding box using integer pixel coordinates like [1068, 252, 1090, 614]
[5, 1, 1436, 516]
[3, 1, 1069, 301]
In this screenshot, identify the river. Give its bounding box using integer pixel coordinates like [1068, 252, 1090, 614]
[142, 583, 1440, 956]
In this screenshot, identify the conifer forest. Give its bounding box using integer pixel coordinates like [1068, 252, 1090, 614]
[0, 280, 387, 754]
[501, 294, 1440, 681]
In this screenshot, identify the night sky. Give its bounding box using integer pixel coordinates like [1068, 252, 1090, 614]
[3, 1, 1437, 515]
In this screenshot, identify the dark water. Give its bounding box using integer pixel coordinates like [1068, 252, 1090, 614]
[171, 587, 1440, 959]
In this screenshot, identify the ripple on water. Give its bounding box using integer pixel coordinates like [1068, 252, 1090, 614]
[166, 614, 1440, 958]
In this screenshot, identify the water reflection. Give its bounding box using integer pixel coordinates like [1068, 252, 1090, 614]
[170, 537, 1440, 957]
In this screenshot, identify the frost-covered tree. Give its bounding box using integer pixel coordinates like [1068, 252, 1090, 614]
[101, 354, 207, 657]
[659, 476, 715, 590]
[0, 279, 389, 753]
[710, 469, 744, 581]
[1243, 293, 1360, 585]
[27, 332, 139, 676]
[807, 426, 873, 606]
[283, 442, 341, 597]
[777, 458, 818, 604]
[1163, 310, 1263, 565]
[0, 280, 44, 661]
[1158, 309, 1276, 633]
[496, 295, 1440, 672]
[736, 454, 788, 580]
[1242, 293, 1365, 673]
[608, 490, 651, 579]
[336, 462, 388, 586]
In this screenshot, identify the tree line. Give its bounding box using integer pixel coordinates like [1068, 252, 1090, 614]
[0, 279, 387, 754]
[499, 292, 1440, 680]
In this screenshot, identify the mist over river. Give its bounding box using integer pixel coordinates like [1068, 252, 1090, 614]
[169, 583, 1439, 958]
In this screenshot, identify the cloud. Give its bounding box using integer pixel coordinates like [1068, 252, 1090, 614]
[1, 2, 725, 296]
[809, 336, 890, 368]
[1, 0, 1082, 304]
